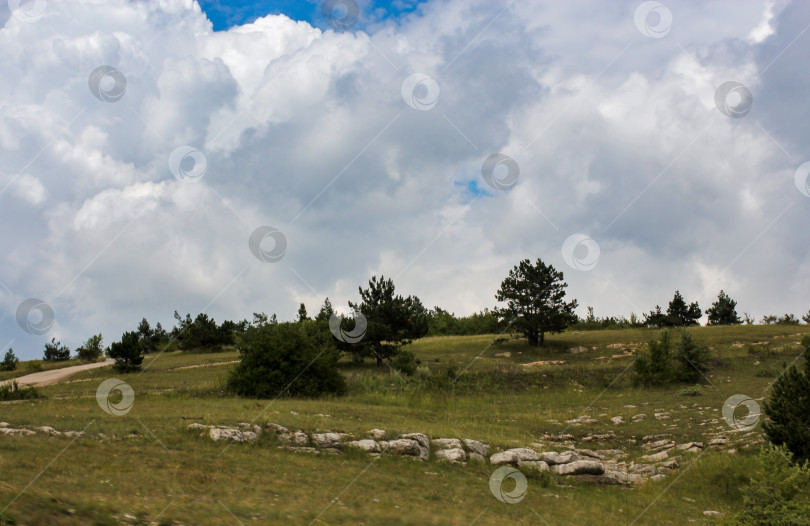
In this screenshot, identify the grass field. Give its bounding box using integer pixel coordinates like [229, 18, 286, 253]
[1, 325, 808, 525]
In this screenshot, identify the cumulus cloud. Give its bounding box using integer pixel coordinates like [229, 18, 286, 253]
[0, 0, 808, 358]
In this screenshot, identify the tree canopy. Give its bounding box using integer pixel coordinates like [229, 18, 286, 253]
[493, 258, 578, 346]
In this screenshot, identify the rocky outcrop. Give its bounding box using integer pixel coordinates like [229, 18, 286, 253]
[490, 448, 541, 465]
[186, 421, 707, 486]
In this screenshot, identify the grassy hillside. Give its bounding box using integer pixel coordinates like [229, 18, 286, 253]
[0, 325, 807, 525]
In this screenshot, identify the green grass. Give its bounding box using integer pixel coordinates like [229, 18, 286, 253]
[0, 326, 808, 524]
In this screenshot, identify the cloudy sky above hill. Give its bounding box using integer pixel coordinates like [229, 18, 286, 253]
[1, 0, 808, 358]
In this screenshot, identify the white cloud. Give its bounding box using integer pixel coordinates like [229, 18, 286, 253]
[0, 0, 807, 358]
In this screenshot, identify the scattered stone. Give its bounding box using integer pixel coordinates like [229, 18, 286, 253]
[187, 423, 211, 431]
[0, 428, 36, 436]
[435, 448, 467, 463]
[551, 460, 605, 476]
[703, 511, 722, 518]
[431, 438, 463, 450]
[468, 452, 486, 463]
[566, 415, 598, 425]
[311, 433, 342, 450]
[604, 470, 646, 485]
[462, 439, 490, 457]
[490, 448, 541, 465]
[209, 427, 255, 443]
[640, 451, 669, 463]
[400, 433, 430, 460]
[494, 352, 511, 358]
[567, 346, 591, 354]
[292, 431, 309, 447]
[632, 414, 648, 421]
[380, 439, 422, 457]
[368, 429, 386, 440]
[708, 437, 729, 446]
[35, 426, 61, 436]
[542, 451, 580, 465]
[346, 439, 381, 453]
[643, 440, 675, 452]
[610, 416, 625, 425]
[581, 433, 615, 442]
[521, 360, 566, 367]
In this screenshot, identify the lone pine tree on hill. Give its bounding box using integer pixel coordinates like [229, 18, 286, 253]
[494, 258, 578, 346]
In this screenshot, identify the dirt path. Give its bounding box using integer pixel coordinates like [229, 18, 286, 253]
[0, 360, 115, 388]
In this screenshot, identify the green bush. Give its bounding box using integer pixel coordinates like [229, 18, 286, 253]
[722, 444, 810, 525]
[391, 350, 417, 376]
[43, 338, 70, 361]
[0, 381, 38, 401]
[227, 323, 345, 398]
[633, 330, 712, 387]
[633, 330, 673, 386]
[763, 336, 810, 461]
[76, 334, 104, 362]
[108, 331, 144, 373]
[673, 331, 711, 383]
[0, 348, 18, 371]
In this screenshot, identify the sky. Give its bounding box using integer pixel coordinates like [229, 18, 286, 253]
[1, 0, 809, 359]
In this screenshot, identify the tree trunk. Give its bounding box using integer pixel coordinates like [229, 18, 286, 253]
[539, 331, 545, 346]
[376, 355, 383, 367]
[528, 330, 539, 346]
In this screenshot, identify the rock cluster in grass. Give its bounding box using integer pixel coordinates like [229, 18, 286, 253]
[185, 421, 743, 486]
[0, 422, 84, 437]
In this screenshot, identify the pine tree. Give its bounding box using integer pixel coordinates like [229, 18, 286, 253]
[673, 330, 711, 382]
[706, 290, 742, 325]
[763, 336, 810, 461]
[666, 291, 701, 326]
[297, 303, 308, 322]
[0, 348, 19, 371]
[43, 338, 70, 361]
[108, 331, 144, 373]
[493, 259, 578, 346]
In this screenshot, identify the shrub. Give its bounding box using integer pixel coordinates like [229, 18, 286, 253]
[76, 334, 104, 362]
[673, 331, 711, 383]
[43, 338, 70, 361]
[633, 330, 673, 386]
[108, 331, 144, 373]
[227, 323, 345, 398]
[0, 348, 19, 371]
[763, 336, 810, 461]
[0, 381, 38, 401]
[633, 330, 713, 387]
[391, 350, 417, 376]
[722, 444, 810, 525]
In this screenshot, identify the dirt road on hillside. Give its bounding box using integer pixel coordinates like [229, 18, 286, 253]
[0, 360, 114, 388]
